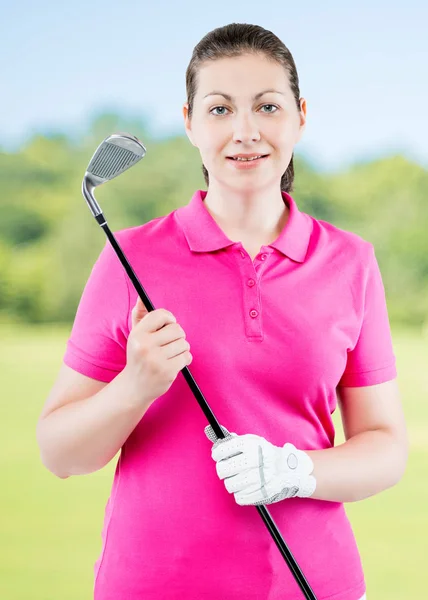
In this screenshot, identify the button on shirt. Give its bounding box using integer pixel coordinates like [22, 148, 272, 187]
[63, 189, 396, 600]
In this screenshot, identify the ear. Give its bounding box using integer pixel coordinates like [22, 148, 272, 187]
[295, 98, 307, 144]
[183, 103, 197, 147]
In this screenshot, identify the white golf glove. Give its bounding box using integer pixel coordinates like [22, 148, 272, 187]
[204, 424, 316, 506]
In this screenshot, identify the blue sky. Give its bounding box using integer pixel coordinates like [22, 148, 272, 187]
[1, 0, 427, 172]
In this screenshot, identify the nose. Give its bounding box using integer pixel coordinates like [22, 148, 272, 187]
[232, 112, 261, 144]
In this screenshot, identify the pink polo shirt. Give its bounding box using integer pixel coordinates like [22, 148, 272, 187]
[63, 189, 397, 600]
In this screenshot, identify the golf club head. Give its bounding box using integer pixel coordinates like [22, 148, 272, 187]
[82, 132, 146, 217]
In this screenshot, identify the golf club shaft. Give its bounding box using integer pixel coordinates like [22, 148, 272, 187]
[94, 213, 318, 599]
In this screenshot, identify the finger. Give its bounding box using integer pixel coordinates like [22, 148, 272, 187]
[234, 488, 267, 506]
[131, 296, 149, 329]
[216, 450, 260, 480]
[223, 470, 259, 494]
[211, 435, 249, 462]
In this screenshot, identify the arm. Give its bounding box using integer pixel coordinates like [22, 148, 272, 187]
[36, 366, 151, 478]
[307, 378, 409, 503]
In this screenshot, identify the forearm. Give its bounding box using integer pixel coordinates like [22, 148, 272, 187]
[36, 369, 151, 478]
[306, 428, 408, 503]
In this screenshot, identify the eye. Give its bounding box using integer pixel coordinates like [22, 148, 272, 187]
[210, 106, 229, 116]
[259, 104, 278, 113]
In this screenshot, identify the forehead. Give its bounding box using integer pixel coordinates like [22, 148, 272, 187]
[195, 53, 291, 99]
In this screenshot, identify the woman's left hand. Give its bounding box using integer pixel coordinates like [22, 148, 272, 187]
[204, 424, 316, 506]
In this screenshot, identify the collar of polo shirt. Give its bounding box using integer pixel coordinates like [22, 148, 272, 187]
[176, 190, 312, 263]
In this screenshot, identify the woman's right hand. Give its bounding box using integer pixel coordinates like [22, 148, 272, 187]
[124, 296, 193, 407]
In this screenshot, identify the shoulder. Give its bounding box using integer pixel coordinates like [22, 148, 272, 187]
[306, 212, 374, 266]
[301, 212, 378, 304]
[111, 208, 179, 254]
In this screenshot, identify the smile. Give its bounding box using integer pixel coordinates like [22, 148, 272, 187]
[226, 155, 269, 168]
[230, 155, 267, 161]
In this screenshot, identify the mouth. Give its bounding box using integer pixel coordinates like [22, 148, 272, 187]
[226, 154, 270, 169]
[227, 154, 269, 162]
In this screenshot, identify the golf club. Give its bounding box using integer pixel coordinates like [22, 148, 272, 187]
[81, 132, 318, 600]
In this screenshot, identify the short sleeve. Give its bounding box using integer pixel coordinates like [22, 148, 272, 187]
[338, 244, 397, 387]
[63, 237, 130, 383]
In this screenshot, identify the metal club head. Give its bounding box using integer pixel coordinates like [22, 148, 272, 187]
[82, 132, 146, 217]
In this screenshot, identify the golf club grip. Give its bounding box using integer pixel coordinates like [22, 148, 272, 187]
[98, 217, 318, 600]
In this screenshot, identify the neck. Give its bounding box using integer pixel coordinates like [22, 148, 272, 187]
[202, 183, 289, 241]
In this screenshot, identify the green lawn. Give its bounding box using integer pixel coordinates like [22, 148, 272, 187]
[0, 323, 425, 599]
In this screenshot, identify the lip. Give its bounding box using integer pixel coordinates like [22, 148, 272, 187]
[226, 155, 269, 169]
[228, 153, 269, 159]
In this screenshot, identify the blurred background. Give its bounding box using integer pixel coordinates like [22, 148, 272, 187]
[0, 1, 426, 598]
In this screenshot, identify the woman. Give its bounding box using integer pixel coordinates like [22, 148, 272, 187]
[36, 23, 408, 600]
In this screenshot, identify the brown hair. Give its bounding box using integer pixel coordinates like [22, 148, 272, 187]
[185, 23, 302, 193]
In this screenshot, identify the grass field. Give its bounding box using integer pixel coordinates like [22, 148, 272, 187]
[0, 323, 426, 599]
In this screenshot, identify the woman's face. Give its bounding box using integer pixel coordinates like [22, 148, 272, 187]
[183, 52, 306, 192]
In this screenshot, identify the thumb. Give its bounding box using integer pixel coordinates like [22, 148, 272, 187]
[131, 295, 149, 330]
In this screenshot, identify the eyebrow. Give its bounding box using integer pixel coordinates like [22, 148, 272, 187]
[203, 89, 286, 101]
